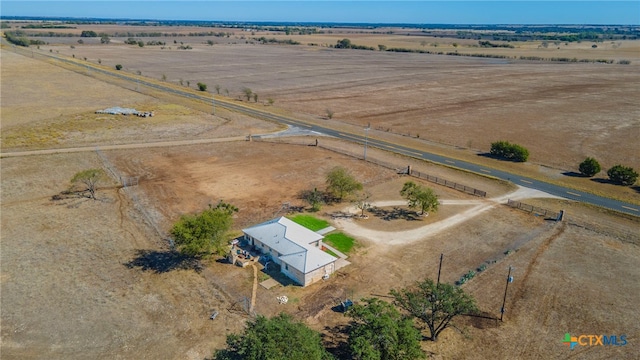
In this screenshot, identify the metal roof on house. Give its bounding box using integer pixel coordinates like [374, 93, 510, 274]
[242, 217, 337, 274]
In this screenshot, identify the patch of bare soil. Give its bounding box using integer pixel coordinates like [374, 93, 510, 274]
[0, 153, 250, 359]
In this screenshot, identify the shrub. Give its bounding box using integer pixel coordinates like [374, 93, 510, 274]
[607, 165, 638, 186]
[490, 141, 529, 162]
[115, 64, 122, 70]
[578, 157, 601, 177]
[197, 82, 207, 91]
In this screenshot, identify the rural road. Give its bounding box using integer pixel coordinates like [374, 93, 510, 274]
[5, 46, 639, 216]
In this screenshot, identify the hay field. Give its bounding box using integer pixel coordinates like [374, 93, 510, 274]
[1, 29, 639, 360]
[39, 37, 640, 175]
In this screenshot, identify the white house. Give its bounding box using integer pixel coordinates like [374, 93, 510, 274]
[242, 217, 337, 287]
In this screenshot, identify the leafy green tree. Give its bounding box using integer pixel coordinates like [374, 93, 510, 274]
[197, 82, 207, 91]
[171, 201, 238, 257]
[347, 298, 425, 360]
[490, 141, 529, 162]
[214, 313, 333, 360]
[607, 165, 638, 186]
[71, 168, 106, 200]
[336, 38, 352, 49]
[578, 157, 601, 177]
[80, 30, 98, 37]
[115, 64, 122, 70]
[326, 166, 363, 202]
[242, 87, 253, 101]
[400, 181, 438, 216]
[390, 279, 478, 341]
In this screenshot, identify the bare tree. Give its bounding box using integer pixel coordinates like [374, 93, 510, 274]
[326, 108, 334, 119]
[70, 169, 106, 200]
[353, 190, 372, 217]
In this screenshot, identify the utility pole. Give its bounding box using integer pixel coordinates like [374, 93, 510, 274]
[500, 266, 514, 321]
[363, 123, 370, 161]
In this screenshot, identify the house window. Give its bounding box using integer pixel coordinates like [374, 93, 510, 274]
[285, 264, 288, 270]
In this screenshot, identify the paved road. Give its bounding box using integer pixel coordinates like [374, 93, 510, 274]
[7, 47, 640, 216]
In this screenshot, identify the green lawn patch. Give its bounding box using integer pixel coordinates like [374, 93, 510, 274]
[323, 248, 339, 258]
[289, 214, 330, 232]
[323, 233, 356, 254]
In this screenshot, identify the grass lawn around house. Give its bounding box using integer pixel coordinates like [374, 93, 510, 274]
[323, 248, 339, 258]
[288, 214, 330, 232]
[323, 233, 356, 255]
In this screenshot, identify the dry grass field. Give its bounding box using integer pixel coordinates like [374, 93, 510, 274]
[16, 27, 638, 203]
[1, 25, 639, 360]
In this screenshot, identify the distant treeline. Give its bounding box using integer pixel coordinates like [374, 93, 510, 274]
[4, 16, 638, 34]
[384, 47, 630, 64]
[21, 23, 76, 29]
[254, 37, 300, 45]
[24, 30, 234, 38]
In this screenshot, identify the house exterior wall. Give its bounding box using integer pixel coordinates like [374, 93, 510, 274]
[303, 262, 336, 286]
[246, 235, 280, 265]
[280, 262, 305, 286]
[243, 233, 336, 287]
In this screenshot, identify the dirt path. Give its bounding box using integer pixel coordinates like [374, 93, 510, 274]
[250, 264, 258, 313]
[333, 186, 565, 246]
[0, 135, 248, 158]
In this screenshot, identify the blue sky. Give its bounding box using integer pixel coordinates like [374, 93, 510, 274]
[1, 1, 638, 25]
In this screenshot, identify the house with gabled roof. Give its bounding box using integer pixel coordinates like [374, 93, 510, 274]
[242, 216, 337, 287]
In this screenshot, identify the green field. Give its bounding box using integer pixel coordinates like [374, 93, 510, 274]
[288, 214, 330, 232]
[323, 233, 356, 254]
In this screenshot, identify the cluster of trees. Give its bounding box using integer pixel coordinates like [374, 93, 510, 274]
[303, 168, 440, 218]
[214, 278, 478, 359]
[490, 141, 529, 162]
[334, 38, 375, 50]
[578, 157, 638, 186]
[80, 30, 98, 37]
[124, 37, 145, 47]
[302, 166, 364, 211]
[4, 31, 30, 47]
[242, 87, 259, 102]
[254, 37, 301, 45]
[478, 40, 515, 48]
[170, 201, 238, 257]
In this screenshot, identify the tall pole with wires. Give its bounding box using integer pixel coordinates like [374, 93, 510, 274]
[363, 123, 370, 161]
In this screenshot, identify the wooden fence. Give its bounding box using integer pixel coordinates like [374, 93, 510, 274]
[506, 199, 562, 220]
[409, 169, 487, 197]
